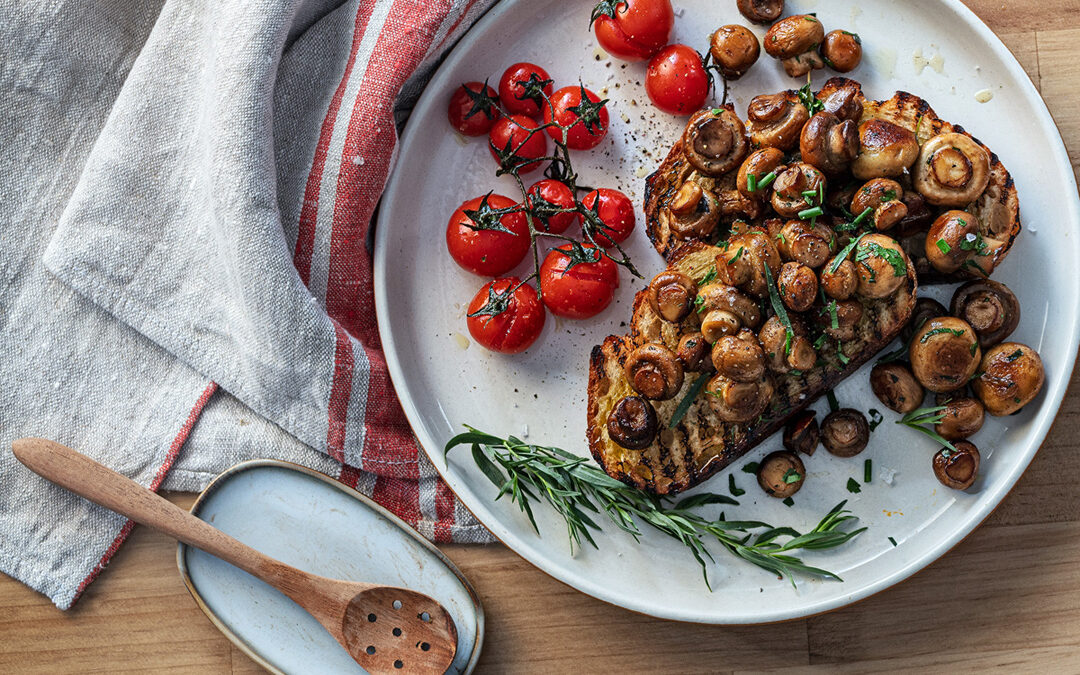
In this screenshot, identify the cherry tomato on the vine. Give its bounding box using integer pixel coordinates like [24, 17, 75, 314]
[447, 81, 500, 136]
[582, 188, 635, 247]
[590, 0, 674, 62]
[467, 277, 546, 354]
[526, 179, 580, 234]
[539, 243, 620, 319]
[498, 62, 554, 118]
[645, 44, 710, 115]
[446, 194, 531, 276]
[543, 85, 610, 151]
[488, 114, 548, 174]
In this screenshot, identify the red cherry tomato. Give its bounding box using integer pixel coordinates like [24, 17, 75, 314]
[645, 44, 710, 115]
[447, 81, 499, 136]
[526, 179, 580, 234]
[543, 85, 610, 151]
[488, 114, 548, 174]
[467, 277, 546, 354]
[497, 62, 554, 118]
[539, 243, 620, 319]
[591, 0, 674, 62]
[582, 188, 635, 247]
[446, 194, 530, 276]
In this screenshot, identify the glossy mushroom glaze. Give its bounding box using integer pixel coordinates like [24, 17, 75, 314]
[710, 25, 760, 80]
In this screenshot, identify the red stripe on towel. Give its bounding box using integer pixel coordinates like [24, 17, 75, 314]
[326, 320, 355, 463]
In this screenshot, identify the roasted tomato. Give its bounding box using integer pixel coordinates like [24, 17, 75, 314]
[488, 114, 548, 174]
[591, 0, 675, 62]
[447, 81, 499, 136]
[467, 277, 546, 353]
[497, 62, 554, 117]
[539, 243, 620, 319]
[582, 188, 635, 246]
[543, 85, 610, 150]
[446, 194, 530, 276]
[645, 44, 710, 115]
[526, 179, 580, 234]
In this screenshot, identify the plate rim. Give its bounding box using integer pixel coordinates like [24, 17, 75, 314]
[373, 0, 1080, 624]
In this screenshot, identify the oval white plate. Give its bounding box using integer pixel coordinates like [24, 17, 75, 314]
[177, 461, 483, 673]
[375, 0, 1080, 623]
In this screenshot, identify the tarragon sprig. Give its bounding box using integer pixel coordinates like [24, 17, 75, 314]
[445, 427, 866, 588]
[896, 406, 957, 451]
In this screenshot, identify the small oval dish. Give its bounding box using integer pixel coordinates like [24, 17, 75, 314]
[176, 460, 483, 674]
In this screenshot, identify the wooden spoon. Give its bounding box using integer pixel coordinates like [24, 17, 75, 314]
[12, 438, 458, 674]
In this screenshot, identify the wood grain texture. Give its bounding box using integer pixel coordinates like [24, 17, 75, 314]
[2, 2, 1079, 672]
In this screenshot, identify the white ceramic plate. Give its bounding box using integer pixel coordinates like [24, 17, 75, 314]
[375, 0, 1080, 623]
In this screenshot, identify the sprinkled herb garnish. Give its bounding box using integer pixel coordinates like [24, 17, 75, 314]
[747, 172, 758, 193]
[742, 462, 760, 474]
[868, 409, 883, 432]
[797, 81, 825, 114]
[888, 536, 898, 547]
[699, 265, 717, 285]
[829, 232, 868, 273]
[855, 241, 908, 278]
[896, 406, 957, 451]
[783, 497, 795, 507]
[758, 171, 777, 190]
[919, 327, 965, 343]
[864, 459, 873, 483]
[936, 239, 951, 254]
[783, 468, 803, 484]
[1006, 349, 1023, 362]
[763, 263, 794, 355]
[669, 372, 711, 429]
[846, 477, 862, 494]
[827, 390, 840, 413]
[729, 474, 746, 497]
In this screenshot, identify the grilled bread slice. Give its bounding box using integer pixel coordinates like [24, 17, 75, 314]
[586, 242, 918, 495]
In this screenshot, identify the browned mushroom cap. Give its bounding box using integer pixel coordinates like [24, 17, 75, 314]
[853, 233, 909, 299]
[710, 25, 760, 80]
[935, 397, 985, 440]
[676, 332, 714, 372]
[821, 30, 862, 72]
[705, 372, 774, 423]
[826, 181, 859, 213]
[800, 112, 859, 175]
[851, 119, 920, 180]
[783, 411, 819, 455]
[972, 342, 1045, 416]
[850, 179, 908, 231]
[820, 298, 863, 341]
[737, 0, 783, 24]
[715, 231, 782, 298]
[757, 450, 806, 498]
[950, 279, 1020, 347]
[902, 297, 948, 343]
[682, 108, 749, 176]
[771, 163, 827, 218]
[821, 80, 863, 122]
[758, 315, 816, 373]
[820, 258, 858, 300]
[914, 133, 991, 206]
[778, 262, 818, 312]
[894, 191, 935, 238]
[666, 181, 723, 241]
[607, 396, 659, 450]
[821, 408, 870, 457]
[736, 148, 786, 199]
[776, 219, 835, 268]
[624, 343, 685, 400]
[746, 92, 810, 151]
[870, 362, 924, 414]
[711, 329, 766, 382]
[764, 15, 826, 77]
[933, 441, 980, 490]
[924, 210, 982, 274]
[647, 271, 697, 323]
[909, 317, 981, 393]
[698, 283, 762, 342]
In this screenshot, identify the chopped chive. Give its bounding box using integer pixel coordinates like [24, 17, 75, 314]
[864, 459, 872, 483]
[758, 171, 777, 190]
[936, 239, 951, 254]
[827, 390, 839, 413]
[747, 172, 758, 193]
[888, 536, 898, 547]
[731, 246, 745, 263]
[852, 206, 873, 227]
[846, 477, 862, 494]
[798, 206, 824, 220]
[729, 474, 746, 497]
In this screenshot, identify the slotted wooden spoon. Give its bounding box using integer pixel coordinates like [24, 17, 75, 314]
[12, 438, 458, 674]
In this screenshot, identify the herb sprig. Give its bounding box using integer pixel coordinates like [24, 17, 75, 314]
[896, 406, 957, 451]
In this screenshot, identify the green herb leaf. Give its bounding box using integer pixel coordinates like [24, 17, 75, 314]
[855, 240, 908, 278]
[896, 406, 957, 452]
[1006, 349, 1023, 362]
[828, 232, 868, 274]
[729, 474, 746, 497]
[936, 239, 951, 254]
[742, 462, 760, 474]
[669, 372, 711, 429]
[867, 409, 883, 432]
[783, 468, 803, 484]
[763, 263, 794, 355]
[919, 327, 965, 343]
[783, 497, 795, 507]
[888, 536, 898, 547]
[827, 390, 839, 413]
[846, 477, 862, 494]
[864, 459, 873, 483]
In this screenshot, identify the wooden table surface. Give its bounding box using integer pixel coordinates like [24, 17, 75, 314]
[4, 1, 1080, 672]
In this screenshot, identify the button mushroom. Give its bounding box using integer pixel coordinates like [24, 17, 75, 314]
[666, 181, 722, 240]
[771, 163, 827, 218]
[681, 108, 749, 176]
[624, 343, 685, 400]
[710, 25, 760, 80]
[746, 92, 810, 151]
[711, 329, 766, 382]
[764, 15, 826, 77]
[783, 411, 820, 456]
[821, 80, 864, 122]
[647, 271, 697, 323]
[715, 231, 782, 298]
[705, 372, 774, 423]
[800, 111, 859, 175]
[932, 441, 980, 490]
[935, 396, 985, 441]
[971, 342, 1045, 416]
[924, 210, 988, 275]
[759, 315, 817, 374]
[821, 30, 862, 72]
[757, 450, 806, 498]
[820, 258, 858, 300]
[909, 317, 981, 393]
[894, 191, 935, 238]
[870, 362, 924, 414]
[820, 298, 863, 341]
[697, 283, 762, 342]
[676, 332, 714, 372]
[737, 0, 783, 24]
[853, 233, 909, 299]
[913, 132, 991, 206]
[778, 262, 818, 312]
[850, 119, 920, 180]
[736, 148, 786, 199]
[821, 408, 870, 457]
[775, 219, 835, 268]
[607, 396, 659, 450]
[850, 179, 908, 231]
[950, 279, 1020, 347]
[902, 297, 948, 343]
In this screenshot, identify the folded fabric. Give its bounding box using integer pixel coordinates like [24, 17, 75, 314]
[1, 0, 497, 609]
